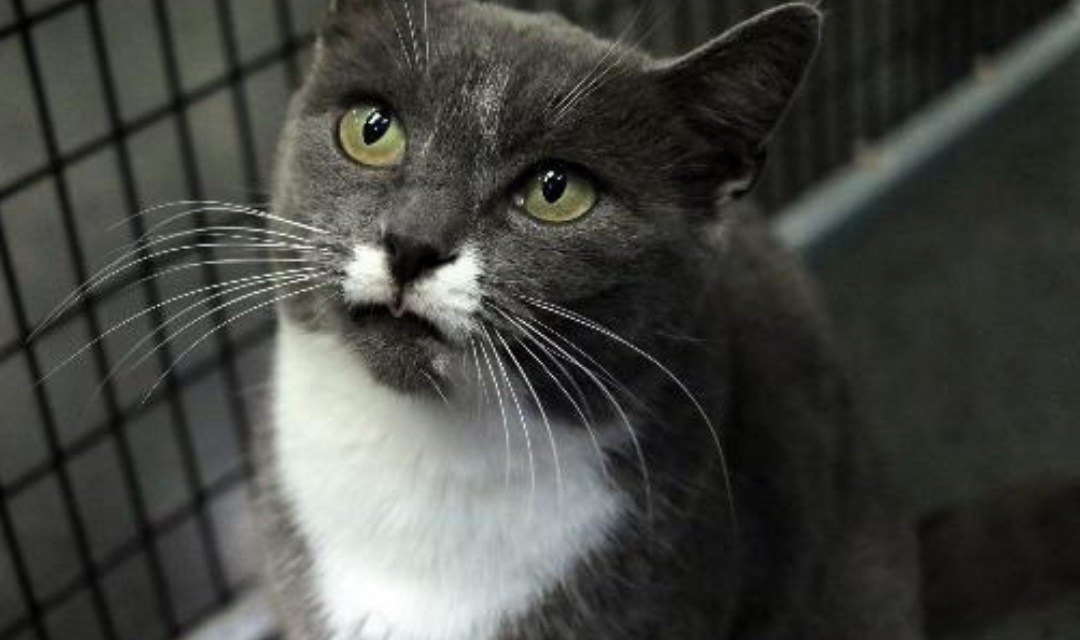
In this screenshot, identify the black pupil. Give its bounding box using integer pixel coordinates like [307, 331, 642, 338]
[363, 110, 392, 145]
[540, 168, 568, 204]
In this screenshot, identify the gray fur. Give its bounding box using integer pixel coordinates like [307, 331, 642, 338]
[256, 1, 923, 638]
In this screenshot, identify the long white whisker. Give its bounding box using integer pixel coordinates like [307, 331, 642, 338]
[104, 258, 322, 307]
[508, 312, 598, 422]
[422, 0, 431, 72]
[493, 326, 564, 510]
[31, 234, 322, 341]
[501, 315, 613, 483]
[504, 308, 653, 522]
[124, 272, 318, 377]
[475, 329, 514, 489]
[181, 225, 323, 246]
[554, 2, 680, 126]
[422, 370, 451, 409]
[549, 1, 649, 122]
[523, 296, 738, 531]
[494, 306, 613, 487]
[139, 280, 329, 406]
[379, 0, 416, 70]
[148, 205, 330, 238]
[308, 289, 338, 327]
[481, 323, 536, 509]
[88, 272, 318, 405]
[117, 200, 329, 237]
[519, 311, 664, 429]
[104, 225, 320, 277]
[39, 268, 319, 385]
[41, 217, 307, 330]
[78, 273, 309, 413]
[469, 337, 489, 419]
[111, 257, 325, 313]
[106, 200, 248, 233]
[403, 0, 421, 70]
[83, 239, 317, 302]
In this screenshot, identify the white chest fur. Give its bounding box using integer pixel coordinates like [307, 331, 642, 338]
[272, 320, 623, 640]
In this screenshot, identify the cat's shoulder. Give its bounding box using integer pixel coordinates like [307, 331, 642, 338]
[705, 200, 828, 327]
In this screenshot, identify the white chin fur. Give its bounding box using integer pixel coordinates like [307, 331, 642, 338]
[342, 242, 483, 342]
[272, 319, 624, 640]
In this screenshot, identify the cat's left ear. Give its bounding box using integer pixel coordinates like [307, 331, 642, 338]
[656, 3, 822, 199]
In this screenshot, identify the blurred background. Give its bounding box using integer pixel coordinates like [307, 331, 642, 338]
[0, 1, 1077, 639]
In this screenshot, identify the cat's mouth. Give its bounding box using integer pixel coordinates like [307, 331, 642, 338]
[347, 303, 448, 344]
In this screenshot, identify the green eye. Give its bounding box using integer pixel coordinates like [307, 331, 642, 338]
[519, 164, 597, 224]
[338, 105, 407, 167]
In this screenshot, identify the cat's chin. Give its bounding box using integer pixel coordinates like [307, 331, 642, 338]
[340, 310, 461, 395]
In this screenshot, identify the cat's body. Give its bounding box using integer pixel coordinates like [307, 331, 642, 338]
[256, 2, 923, 638]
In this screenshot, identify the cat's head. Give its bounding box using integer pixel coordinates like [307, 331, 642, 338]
[274, 0, 820, 394]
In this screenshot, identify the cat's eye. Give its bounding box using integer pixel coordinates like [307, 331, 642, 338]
[517, 164, 597, 224]
[338, 104, 407, 167]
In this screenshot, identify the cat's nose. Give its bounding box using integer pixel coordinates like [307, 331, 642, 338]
[383, 233, 455, 286]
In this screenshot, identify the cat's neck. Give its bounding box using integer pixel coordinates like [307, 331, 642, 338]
[269, 318, 624, 640]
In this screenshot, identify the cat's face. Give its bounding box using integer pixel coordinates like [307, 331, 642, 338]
[273, 0, 820, 394]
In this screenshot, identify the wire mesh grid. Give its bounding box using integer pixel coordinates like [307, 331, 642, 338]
[0, 0, 1069, 639]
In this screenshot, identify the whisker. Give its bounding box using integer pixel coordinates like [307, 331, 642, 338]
[554, 1, 681, 126]
[39, 268, 320, 385]
[493, 326, 564, 509]
[379, 0, 416, 70]
[90, 272, 320, 404]
[475, 328, 514, 489]
[105, 200, 239, 233]
[518, 312, 667, 431]
[499, 310, 600, 423]
[493, 306, 613, 487]
[139, 279, 330, 406]
[480, 323, 536, 508]
[184, 225, 324, 247]
[422, 370, 452, 409]
[468, 337, 490, 420]
[31, 234, 323, 342]
[123, 272, 318, 378]
[403, 0, 421, 71]
[115, 199, 329, 237]
[88, 225, 322, 294]
[522, 296, 738, 531]
[307, 290, 338, 327]
[81, 239, 317, 303]
[549, 1, 649, 123]
[498, 306, 654, 522]
[422, 0, 431, 72]
[519, 311, 641, 410]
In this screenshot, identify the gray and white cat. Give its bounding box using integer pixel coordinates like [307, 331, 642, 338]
[255, 1, 923, 639]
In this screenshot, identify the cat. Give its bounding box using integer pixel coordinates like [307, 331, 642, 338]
[255, 1, 924, 639]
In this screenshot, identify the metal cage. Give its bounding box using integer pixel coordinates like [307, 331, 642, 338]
[0, 1, 1070, 639]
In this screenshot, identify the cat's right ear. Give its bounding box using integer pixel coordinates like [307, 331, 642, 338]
[655, 3, 822, 200]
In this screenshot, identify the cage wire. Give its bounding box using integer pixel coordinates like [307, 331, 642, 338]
[0, 0, 1070, 639]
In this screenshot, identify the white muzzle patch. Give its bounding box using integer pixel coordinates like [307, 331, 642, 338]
[342, 243, 483, 341]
